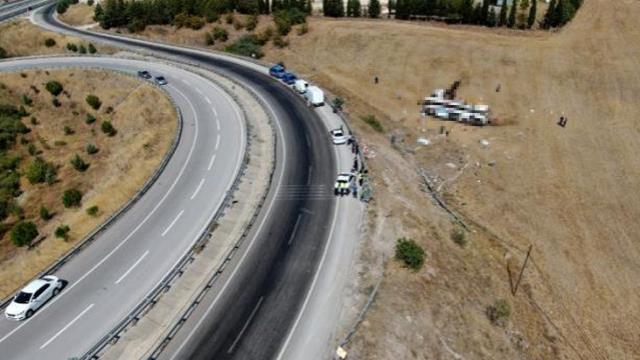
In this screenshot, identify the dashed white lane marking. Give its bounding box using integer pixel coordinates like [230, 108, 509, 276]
[205, 97, 211, 105]
[227, 296, 264, 354]
[211, 107, 218, 117]
[287, 215, 303, 246]
[115, 250, 149, 284]
[40, 303, 94, 350]
[215, 135, 221, 150]
[196, 88, 203, 95]
[190, 178, 205, 200]
[216, 118, 221, 131]
[162, 210, 184, 237]
[208, 154, 216, 171]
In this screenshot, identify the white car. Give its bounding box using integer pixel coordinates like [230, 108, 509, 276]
[154, 76, 168, 86]
[329, 128, 349, 145]
[5, 275, 63, 320]
[334, 172, 354, 196]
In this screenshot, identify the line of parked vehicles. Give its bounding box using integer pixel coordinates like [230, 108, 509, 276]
[269, 64, 325, 107]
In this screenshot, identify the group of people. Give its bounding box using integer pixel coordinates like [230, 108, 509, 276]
[347, 137, 368, 199]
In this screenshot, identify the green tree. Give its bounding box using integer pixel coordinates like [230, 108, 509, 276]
[55, 225, 70, 240]
[101, 120, 116, 136]
[367, 0, 380, 18]
[498, 0, 508, 26]
[517, 0, 529, 28]
[10, 221, 38, 247]
[25, 157, 56, 184]
[395, 237, 425, 270]
[507, 0, 517, 28]
[487, 6, 497, 27]
[39, 206, 53, 220]
[480, 0, 490, 25]
[542, 0, 555, 28]
[45, 81, 63, 96]
[70, 154, 89, 172]
[62, 188, 82, 208]
[85, 94, 102, 110]
[88, 43, 97, 53]
[527, 0, 536, 28]
[460, 0, 474, 23]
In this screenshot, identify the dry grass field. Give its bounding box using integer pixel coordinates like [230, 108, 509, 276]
[58, 3, 96, 27]
[0, 69, 176, 298]
[61, 1, 640, 358]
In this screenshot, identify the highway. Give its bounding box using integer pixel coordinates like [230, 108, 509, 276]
[0, 3, 344, 359]
[0, 56, 246, 359]
[0, 0, 53, 22]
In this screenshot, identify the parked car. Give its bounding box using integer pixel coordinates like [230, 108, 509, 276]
[282, 72, 297, 85]
[154, 76, 168, 85]
[269, 65, 285, 78]
[137, 70, 151, 79]
[5, 276, 63, 320]
[329, 128, 349, 145]
[294, 79, 309, 94]
[305, 86, 325, 107]
[334, 172, 354, 196]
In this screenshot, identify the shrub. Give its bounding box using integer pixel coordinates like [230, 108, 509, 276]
[101, 120, 116, 136]
[54, 225, 70, 240]
[395, 237, 425, 270]
[87, 0, 94, 5]
[10, 221, 38, 247]
[85, 113, 96, 124]
[86, 143, 99, 154]
[70, 154, 89, 172]
[86, 205, 99, 217]
[0, 46, 7, 59]
[205, 32, 214, 45]
[361, 114, 384, 133]
[273, 35, 289, 48]
[44, 38, 57, 47]
[27, 143, 38, 156]
[451, 228, 467, 247]
[30, 116, 38, 125]
[45, 81, 64, 96]
[297, 22, 309, 35]
[56, 0, 69, 14]
[39, 206, 53, 220]
[88, 43, 97, 54]
[212, 27, 228, 42]
[21, 94, 33, 106]
[274, 9, 306, 35]
[25, 157, 56, 184]
[486, 299, 510, 326]
[225, 13, 234, 24]
[245, 14, 258, 31]
[79, 45, 87, 54]
[225, 35, 264, 58]
[85, 94, 101, 110]
[62, 188, 82, 208]
[63, 125, 75, 135]
[54, 140, 66, 146]
[331, 97, 344, 111]
[52, 98, 61, 107]
[66, 43, 78, 52]
[256, 26, 274, 44]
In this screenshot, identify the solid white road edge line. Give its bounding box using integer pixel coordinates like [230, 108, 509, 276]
[0, 77, 200, 345]
[39, 303, 94, 350]
[162, 210, 184, 237]
[275, 131, 342, 360]
[190, 178, 206, 200]
[167, 88, 286, 360]
[115, 250, 150, 285]
[227, 296, 264, 354]
[287, 215, 302, 246]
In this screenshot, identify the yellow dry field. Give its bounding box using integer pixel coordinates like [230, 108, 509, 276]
[0, 19, 114, 56]
[0, 69, 176, 299]
[262, 2, 640, 359]
[58, 3, 96, 27]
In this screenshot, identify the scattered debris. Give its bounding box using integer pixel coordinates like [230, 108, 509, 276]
[480, 139, 490, 147]
[417, 137, 431, 146]
[488, 160, 496, 167]
[446, 162, 457, 169]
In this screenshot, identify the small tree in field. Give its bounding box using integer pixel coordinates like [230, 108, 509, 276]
[85, 94, 102, 110]
[11, 221, 38, 247]
[101, 120, 116, 136]
[395, 237, 425, 270]
[45, 81, 63, 96]
[368, 0, 380, 18]
[55, 225, 70, 240]
[62, 188, 82, 208]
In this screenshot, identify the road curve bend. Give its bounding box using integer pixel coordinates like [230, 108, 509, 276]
[0, 56, 245, 359]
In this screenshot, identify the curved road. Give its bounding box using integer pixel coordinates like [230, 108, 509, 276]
[0, 56, 245, 359]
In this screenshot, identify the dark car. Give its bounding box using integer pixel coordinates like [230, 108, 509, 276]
[154, 76, 168, 85]
[269, 65, 285, 78]
[282, 72, 297, 85]
[137, 70, 151, 79]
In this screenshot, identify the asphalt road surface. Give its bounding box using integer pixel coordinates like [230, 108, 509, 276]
[0, 0, 53, 22]
[0, 56, 245, 359]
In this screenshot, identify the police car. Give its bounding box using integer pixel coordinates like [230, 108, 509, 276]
[334, 172, 354, 196]
[329, 128, 349, 145]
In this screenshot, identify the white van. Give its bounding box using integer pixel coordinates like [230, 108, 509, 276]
[294, 79, 308, 94]
[305, 86, 324, 106]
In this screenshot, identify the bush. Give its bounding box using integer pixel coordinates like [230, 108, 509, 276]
[85, 113, 96, 124]
[205, 32, 214, 45]
[245, 14, 258, 31]
[486, 299, 510, 326]
[361, 114, 384, 133]
[0, 46, 7, 59]
[45, 81, 64, 96]
[21, 94, 33, 106]
[52, 98, 62, 107]
[70, 154, 89, 172]
[79, 45, 87, 54]
[395, 237, 425, 270]
[225, 13, 234, 24]
[54, 225, 70, 240]
[85, 94, 101, 110]
[331, 97, 344, 111]
[88, 43, 97, 54]
[25, 157, 57, 184]
[56, 0, 70, 14]
[297, 22, 309, 35]
[27, 143, 38, 156]
[274, 9, 306, 35]
[63, 125, 75, 135]
[39, 206, 53, 220]
[101, 120, 116, 136]
[10, 221, 38, 247]
[44, 38, 57, 47]
[212, 27, 228, 42]
[87, 0, 94, 5]
[273, 35, 289, 48]
[66, 43, 78, 52]
[86, 205, 99, 217]
[86, 143, 99, 154]
[225, 35, 264, 58]
[451, 228, 467, 247]
[62, 188, 82, 208]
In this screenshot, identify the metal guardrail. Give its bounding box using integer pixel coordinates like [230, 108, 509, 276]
[81, 64, 277, 360]
[0, 62, 184, 309]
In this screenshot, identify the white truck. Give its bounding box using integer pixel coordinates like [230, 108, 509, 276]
[294, 79, 309, 94]
[305, 86, 324, 106]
